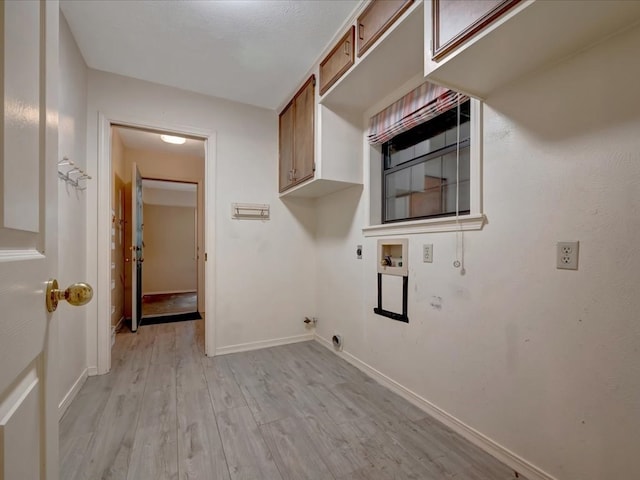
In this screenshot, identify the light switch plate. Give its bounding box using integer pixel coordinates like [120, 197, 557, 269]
[423, 244, 433, 263]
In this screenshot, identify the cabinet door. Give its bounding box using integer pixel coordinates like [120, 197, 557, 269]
[357, 0, 413, 57]
[279, 102, 295, 192]
[293, 76, 315, 184]
[319, 27, 355, 95]
[432, 0, 520, 60]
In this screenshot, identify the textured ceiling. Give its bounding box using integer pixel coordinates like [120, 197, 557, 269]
[60, 0, 360, 110]
[115, 126, 205, 158]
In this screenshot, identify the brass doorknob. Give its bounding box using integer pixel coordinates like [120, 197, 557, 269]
[46, 279, 93, 313]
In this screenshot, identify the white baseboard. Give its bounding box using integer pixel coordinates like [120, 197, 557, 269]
[112, 316, 124, 347]
[87, 366, 98, 376]
[58, 368, 88, 420]
[143, 289, 196, 296]
[314, 334, 557, 480]
[215, 333, 314, 356]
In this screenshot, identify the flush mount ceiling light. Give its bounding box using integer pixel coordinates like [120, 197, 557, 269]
[160, 134, 186, 145]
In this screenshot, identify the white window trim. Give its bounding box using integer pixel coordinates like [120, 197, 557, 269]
[363, 98, 484, 237]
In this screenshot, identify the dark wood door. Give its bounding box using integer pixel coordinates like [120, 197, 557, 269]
[357, 0, 413, 57]
[278, 102, 295, 192]
[320, 27, 355, 95]
[293, 76, 315, 184]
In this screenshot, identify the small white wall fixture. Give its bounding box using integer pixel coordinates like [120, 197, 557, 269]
[377, 238, 408, 276]
[95, 112, 216, 374]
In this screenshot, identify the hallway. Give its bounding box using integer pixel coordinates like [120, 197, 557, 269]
[60, 321, 522, 479]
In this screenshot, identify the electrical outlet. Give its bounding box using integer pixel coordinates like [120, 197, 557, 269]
[557, 241, 579, 270]
[423, 244, 433, 263]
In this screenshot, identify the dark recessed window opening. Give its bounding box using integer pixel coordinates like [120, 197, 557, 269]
[382, 99, 471, 223]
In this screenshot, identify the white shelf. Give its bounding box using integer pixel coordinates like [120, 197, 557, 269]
[279, 178, 359, 198]
[425, 0, 640, 98]
[320, 1, 424, 115]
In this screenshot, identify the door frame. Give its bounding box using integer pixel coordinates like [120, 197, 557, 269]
[94, 113, 216, 374]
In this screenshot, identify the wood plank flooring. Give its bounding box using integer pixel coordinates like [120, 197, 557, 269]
[60, 320, 525, 480]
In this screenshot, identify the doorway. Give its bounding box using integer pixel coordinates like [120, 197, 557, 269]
[140, 179, 199, 321]
[110, 125, 205, 337]
[94, 114, 216, 374]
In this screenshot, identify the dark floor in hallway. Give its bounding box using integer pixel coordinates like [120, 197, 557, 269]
[142, 291, 197, 317]
[59, 320, 524, 479]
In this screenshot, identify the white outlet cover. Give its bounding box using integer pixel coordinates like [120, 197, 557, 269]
[557, 241, 579, 270]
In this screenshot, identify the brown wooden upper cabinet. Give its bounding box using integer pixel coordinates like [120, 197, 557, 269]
[357, 0, 414, 57]
[319, 26, 355, 96]
[431, 0, 521, 60]
[279, 75, 315, 193]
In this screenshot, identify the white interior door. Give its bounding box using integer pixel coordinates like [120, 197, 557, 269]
[131, 163, 143, 331]
[0, 1, 60, 479]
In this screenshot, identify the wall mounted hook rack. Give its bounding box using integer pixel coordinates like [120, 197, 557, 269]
[58, 157, 92, 190]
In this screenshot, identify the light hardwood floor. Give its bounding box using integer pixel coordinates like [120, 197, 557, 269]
[60, 320, 524, 479]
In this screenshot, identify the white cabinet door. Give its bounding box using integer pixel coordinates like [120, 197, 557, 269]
[0, 1, 60, 479]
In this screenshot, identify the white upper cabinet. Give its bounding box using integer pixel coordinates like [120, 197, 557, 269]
[321, 0, 424, 116]
[424, 0, 640, 99]
[281, 1, 426, 198]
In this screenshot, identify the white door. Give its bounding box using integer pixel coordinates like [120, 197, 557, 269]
[131, 163, 143, 331]
[0, 1, 60, 479]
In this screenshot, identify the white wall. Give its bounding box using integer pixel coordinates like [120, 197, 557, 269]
[143, 187, 197, 208]
[315, 24, 640, 480]
[58, 13, 88, 410]
[142, 204, 197, 294]
[85, 71, 317, 364]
